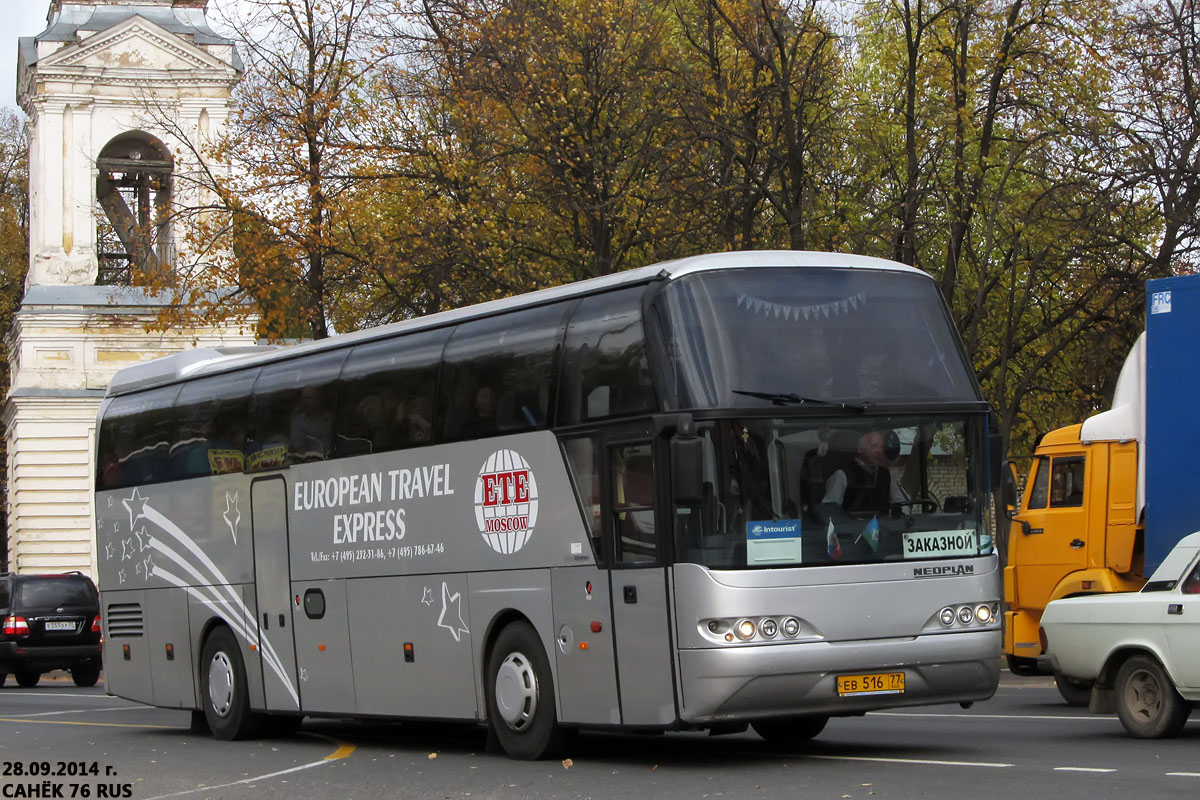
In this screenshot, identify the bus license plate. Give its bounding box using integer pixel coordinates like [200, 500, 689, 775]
[44, 621, 75, 631]
[837, 672, 905, 696]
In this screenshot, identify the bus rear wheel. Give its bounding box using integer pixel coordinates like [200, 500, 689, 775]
[486, 622, 568, 760]
[751, 715, 828, 746]
[201, 626, 263, 740]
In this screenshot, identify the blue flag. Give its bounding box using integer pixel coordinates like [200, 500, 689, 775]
[859, 516, 880, 552]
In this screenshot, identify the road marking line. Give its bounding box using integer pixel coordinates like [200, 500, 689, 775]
[0, 716, 180, 729]
[1166, 772, 1200, 777]
[0, 691, 120, 699]
[140, 737, 356, 800]
[1054, 767, 1117, 773]
[802, 754, 1013, 768]
[6, 706, 143, 718]
[869, 712, 1114, 721]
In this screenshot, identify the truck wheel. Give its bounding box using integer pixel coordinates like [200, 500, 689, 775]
[201, 627, 263, 740]
[485, 621, 569, 760]
[15, 669, 40, 688]
[0, 672, 7, 687]
[1053, 670, 1092, 706]
[1115, 655, 1191, 738]
[1005, 654, 1041, 677]
[752, 715, 829, 746]
[71, 663, 101, 688]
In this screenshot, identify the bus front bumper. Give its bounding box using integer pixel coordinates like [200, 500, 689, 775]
[677, 629, 1000, 723]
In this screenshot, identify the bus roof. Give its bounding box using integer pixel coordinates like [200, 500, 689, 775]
[106, 250, 926, 397]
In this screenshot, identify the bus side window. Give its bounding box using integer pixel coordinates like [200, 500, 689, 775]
[1027, 457, 1049, 509]
[612, 443, 656, 564]
[250, 351, 347, 467]
[558, 287, 656, 425]
[334, 328, 447, 456]
[441, 303, 568, 443]
[1049, 457, 1085, 508]
[171, 369, 256, 479]
[562, 436, 603, 563]
[96, 385, 181, 490]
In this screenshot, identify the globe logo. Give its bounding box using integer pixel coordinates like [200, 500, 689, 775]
[474, 449, 539, 554]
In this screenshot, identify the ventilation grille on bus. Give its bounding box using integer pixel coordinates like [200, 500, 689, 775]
[105, 603, 144, 638]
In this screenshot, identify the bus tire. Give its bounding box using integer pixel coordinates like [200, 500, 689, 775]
[486, 622, 568, 760]
[201, 626, 263, 740]
[751, 715, 828, 746]
[1114, 655, 1190, 739]
[1053, 670, 1093, 707]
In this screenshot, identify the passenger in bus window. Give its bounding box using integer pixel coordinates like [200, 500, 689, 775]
[461, 385, 498, 438]
[821, 430, 906, 516]
[206, 413, 245, 475]
[394, 394, 433, 446]
[291, 385, 333, 460]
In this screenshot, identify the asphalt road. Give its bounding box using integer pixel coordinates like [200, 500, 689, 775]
[1, 670, 1197, 800]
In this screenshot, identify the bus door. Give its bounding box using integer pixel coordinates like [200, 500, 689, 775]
[250, 476, 301, 711]
[606, 431, 677, 726]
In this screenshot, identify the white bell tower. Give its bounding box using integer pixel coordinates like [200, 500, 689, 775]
[4, 1, 257, 575]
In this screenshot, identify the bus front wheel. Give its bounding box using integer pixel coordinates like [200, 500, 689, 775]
[752, 714, 828, 746]
[486, 622, 569, 760]
[201, 626, 263, 740]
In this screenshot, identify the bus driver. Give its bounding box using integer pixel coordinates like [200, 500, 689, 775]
[821, 429, 906, 516]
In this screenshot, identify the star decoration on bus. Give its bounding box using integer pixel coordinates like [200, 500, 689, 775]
[141, 553, 155, 580]
[121, 538, 135, 561]
[223, 492, 241, 545]
[104, 542, 114, 561]
[436, 582, 469, 643]
[421, 587, 434, 606]
[299, 667, 308, 683]
[123, 487, 149, 530]
[134, 526, 153, 552]
[118, 568, 127, 585]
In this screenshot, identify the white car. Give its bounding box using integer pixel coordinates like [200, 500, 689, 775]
[1040, 530, 1200, 738]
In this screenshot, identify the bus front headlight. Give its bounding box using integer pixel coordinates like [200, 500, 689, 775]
[735, 619, 756, 640]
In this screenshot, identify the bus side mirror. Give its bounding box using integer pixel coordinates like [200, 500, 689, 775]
[671, 436, 704, 505]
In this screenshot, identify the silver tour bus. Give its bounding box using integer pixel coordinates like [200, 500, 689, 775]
[94, 251, 1002, 759]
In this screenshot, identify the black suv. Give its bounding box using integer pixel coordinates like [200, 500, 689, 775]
[0, 572, 103, 688]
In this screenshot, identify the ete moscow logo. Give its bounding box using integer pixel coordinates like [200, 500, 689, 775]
[474, 449, 540, 555]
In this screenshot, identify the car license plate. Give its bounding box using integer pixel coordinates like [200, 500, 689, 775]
[837, 672, 905, 696]
[44, 620, 75, 632]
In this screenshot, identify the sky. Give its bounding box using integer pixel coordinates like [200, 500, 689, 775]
[1, 1, 54, 112]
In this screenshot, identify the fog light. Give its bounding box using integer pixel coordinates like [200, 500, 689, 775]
[781, 617, 801, 637]
[760, 618, 778, 638]
[736, 619, 756, 640]
[957, 605, 974, 625]
[939, 607, 956, 627]
[708, 620, 720, 633]
[975, 604, 993, 624]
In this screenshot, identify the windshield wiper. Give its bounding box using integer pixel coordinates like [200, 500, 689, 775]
[731, 389, 873, 411]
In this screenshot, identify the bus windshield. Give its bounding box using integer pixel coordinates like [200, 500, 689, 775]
[674, 415, 989, 569]
[652, 267, 978, 409]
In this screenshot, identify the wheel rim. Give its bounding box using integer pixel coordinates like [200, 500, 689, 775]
[1123, 667, 1162, 723]
[494, 650, 538, 732]
[208, 651, 236, 718]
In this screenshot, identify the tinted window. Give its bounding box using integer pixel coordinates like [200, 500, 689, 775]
[97, 385, 182, 490]
[1182, 559, 1200, 595]
[558, 288, 656, 425]
[563, 436, 603, 563]
[651, 268, 979, 409]
[16, 577, 97, 607]
[0, 580, 9, 609]
[249, 351, 348, 468]
[441, 304, 568, 442]
[172, 370, 257, 479]
[612, 443, 656, 564]
[1050, 457, 1085, 508]
[1027, 457, 1049, 509]
[334, 329, 448, 456]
